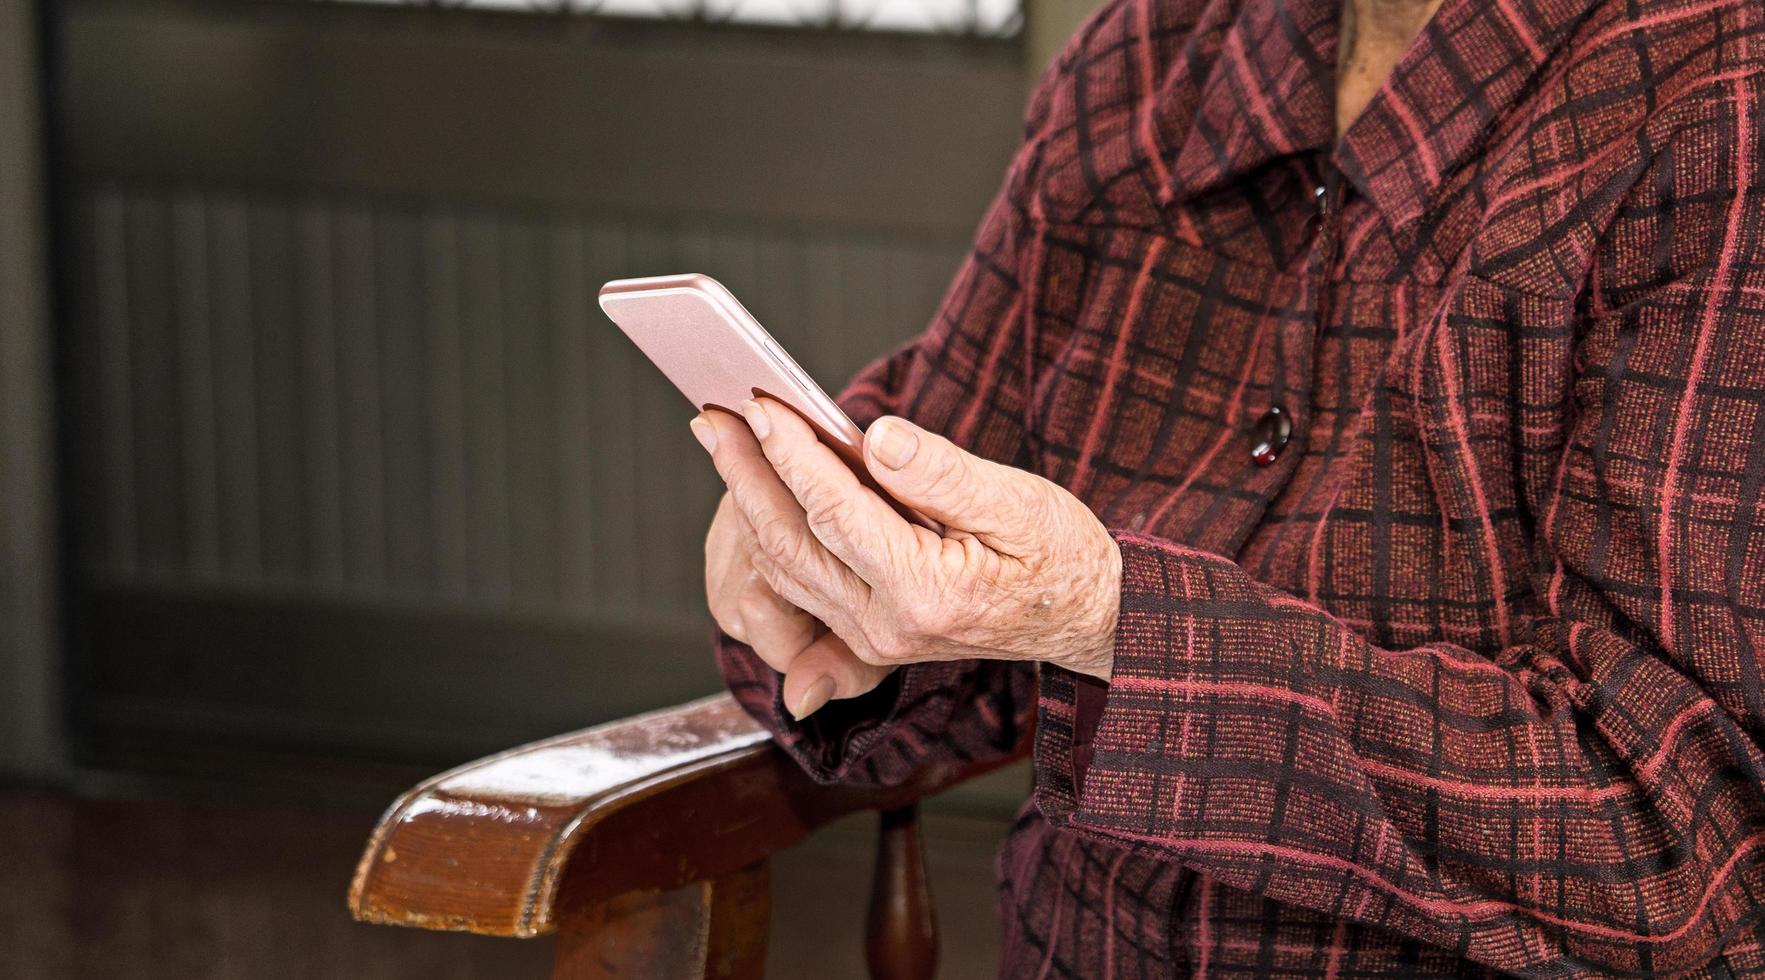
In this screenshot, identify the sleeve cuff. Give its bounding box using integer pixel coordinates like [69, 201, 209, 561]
[1033, 531, 1212, 827]
[1069, 671, 1110, 799]
[715, 627, 967, 784]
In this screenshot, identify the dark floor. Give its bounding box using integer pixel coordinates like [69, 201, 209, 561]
[0, 788, 1006, 979]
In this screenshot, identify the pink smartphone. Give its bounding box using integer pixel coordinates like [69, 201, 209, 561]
[598, 273, 936, 531]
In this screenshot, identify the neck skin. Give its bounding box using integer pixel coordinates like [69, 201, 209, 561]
[1335, 0, 1447, 137]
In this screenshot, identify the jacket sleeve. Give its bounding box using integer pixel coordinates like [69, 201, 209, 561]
[1036, 76, 1765, 974]
[712, 47, 1080, 786]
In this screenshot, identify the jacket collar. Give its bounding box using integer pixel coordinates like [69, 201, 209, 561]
[1160, 0, 1339, 201]
[1157, 0, 1600, 228]
[1333, 0, 1600, 229]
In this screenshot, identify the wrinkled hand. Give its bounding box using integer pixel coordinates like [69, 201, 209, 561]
[692, 397, 1121, 720]
[702, 488, 894, 719]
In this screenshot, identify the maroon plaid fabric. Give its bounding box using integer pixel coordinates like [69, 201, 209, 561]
[715, 0, 1765, 972]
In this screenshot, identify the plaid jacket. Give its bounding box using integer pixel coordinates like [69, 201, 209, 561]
[716, 0, 1765, 973]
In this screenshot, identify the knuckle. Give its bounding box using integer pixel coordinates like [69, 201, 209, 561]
[751, 511, 805, 564]
[800, 491, 852, 543]
[746, 550, 791, 596]
[763, 436, 802, 475]
[918, 453, 970, 502]
[735, 587, 790, 632]
[745, 542, 772, 572]
[747, 553, 812, 615]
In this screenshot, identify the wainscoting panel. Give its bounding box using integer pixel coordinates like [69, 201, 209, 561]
[62, 181, 970, 769]
[49, 0, 1028, 804]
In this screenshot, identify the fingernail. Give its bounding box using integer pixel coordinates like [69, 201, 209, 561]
[868, 418, 918, 470]
[739, 399, 771, 440]
[791, 676, 837, 720]
[689, 416, 717, 454]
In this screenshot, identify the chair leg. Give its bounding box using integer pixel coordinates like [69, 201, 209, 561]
[552, 859, 770, 980]
[865, 805, 937, 980]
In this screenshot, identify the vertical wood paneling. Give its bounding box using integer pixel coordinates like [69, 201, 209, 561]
[800, 237, 850, 394]
[93, 190, 138, 575]
[123, 196, 184, 575]
[248, 202, 306, 583]
[582, 222, 639, 611]
[841, 241, 895, 384]
[500, 219, 559, 610]
[172, 192, 221, 581]
[421, 211, 471, 599]
[208, 196, 262, 581]
[459, 214, 513, 604]
[296, 202, 346, 590]
[333, 206, 388, 592]
[550, 221, 597, 609]
[375, 210, 433, 595]
[66, 184, 965, 624]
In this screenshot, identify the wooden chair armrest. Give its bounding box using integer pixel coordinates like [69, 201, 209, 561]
[350, 692, 1027, 955]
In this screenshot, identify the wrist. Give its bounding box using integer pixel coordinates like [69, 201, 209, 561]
[1064, 531, 1121, 681]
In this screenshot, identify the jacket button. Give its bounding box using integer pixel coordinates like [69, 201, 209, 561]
[1250, 406, 1292, 467]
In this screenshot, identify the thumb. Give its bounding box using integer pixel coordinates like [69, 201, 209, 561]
[780, 632, 893, 720]
[863, 415, 1041, 548]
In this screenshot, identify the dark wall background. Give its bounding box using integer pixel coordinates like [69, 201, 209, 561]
[0, 0, 60, 781]
[31, 0, 1041, 806]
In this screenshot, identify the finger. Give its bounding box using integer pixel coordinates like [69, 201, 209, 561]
[695, 409, 871, 624]
[737, 397, 931, 586]
[862, 415, 1045, 555]
[710, 505, 828, 678]
[780, 632, 893, 719]
[733, 568, 820, 673]
[705, 493, 755, 638]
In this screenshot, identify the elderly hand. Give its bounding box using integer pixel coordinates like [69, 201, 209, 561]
[702, 489, 894, 719]
[691, 397, 1120, 720]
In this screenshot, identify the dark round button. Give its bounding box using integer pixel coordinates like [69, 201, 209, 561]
[1250, 406, 1292, 467]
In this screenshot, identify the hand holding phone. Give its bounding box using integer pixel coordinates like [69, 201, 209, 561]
[598, 273, 936, 531]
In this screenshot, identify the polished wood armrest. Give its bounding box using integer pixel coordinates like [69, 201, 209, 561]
[349, 692, 1029, 979]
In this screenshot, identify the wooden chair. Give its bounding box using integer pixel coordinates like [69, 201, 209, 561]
[348, 693, 1029, 979]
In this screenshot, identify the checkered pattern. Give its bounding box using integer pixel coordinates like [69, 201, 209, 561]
[715, 0, 1765, 973]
